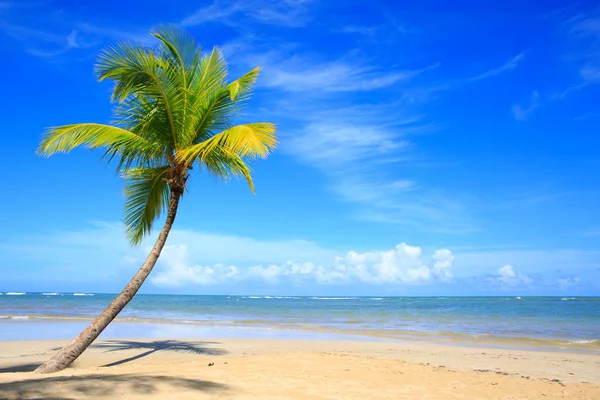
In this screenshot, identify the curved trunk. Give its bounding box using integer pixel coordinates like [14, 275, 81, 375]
[34, 191, 182, 374]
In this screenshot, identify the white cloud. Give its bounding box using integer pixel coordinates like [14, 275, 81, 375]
[337, 25, 378, 36]
[514, 9, 600, 120]
[580, 66, 600, 82]
[151, 242, 455, 287]
[226, 41, 522, 234]
[181, 0, 313, 28]
[2, 223, 599, 293]
[260, 59, 426, 92]
[469, 52, 526, 82]
[181, 0, 249, 27]
[512, 91, 541, 120]
[280, 115, 477, 233]
[284, 122, 410, 168]
[163, 229, 338, 265]
[0, 19, 147, 58]
[222, 38, 434, 94]
[556, 276, 581, 290]
[432, 249, 454, 281]
[152, 245, 240, 286]
[582, 228, 600, 237]
[495, 264, 533, 286]
[217, 32, 522, 235]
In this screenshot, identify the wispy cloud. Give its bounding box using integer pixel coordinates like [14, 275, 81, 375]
[582, 228, 600, 237]
[261, 59, 429, 92]
[227, 42, 435, 93]
[0, 18, 150, 59]
[336, 25, 379, 36]
[512, 91, 541, 120]
[563, 8, 600, 80]
[281, 110, 478, 233]
[221, 37, 522, 233]
[513, 7, 600, 120]
[0, 23, 94, 57]
[180, 0, 249, 27]
[333, 19, 409, 41]
[469, 52, 526, 82]
[181, 0, 314, 28]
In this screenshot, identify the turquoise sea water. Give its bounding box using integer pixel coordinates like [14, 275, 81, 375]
[1, 293, 599, 350]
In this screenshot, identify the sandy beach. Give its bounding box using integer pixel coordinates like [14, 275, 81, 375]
[0, 338, 599, 399]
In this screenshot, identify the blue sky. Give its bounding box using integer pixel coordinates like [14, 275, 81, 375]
[0, 0, 599, 295]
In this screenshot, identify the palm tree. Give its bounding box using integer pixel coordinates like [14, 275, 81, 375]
[34, 26, 277, 374]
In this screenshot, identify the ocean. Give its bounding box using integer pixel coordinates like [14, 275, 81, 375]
[1, 293, 599, 351]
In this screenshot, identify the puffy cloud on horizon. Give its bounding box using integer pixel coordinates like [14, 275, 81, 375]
[494, 264, 533, 287]
[151, 243, 455, 287]
[150, 245, 240, 287]
[557, 276, 581, 290]
[4, 222, 598, 294]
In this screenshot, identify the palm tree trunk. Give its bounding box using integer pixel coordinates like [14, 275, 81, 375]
[34, 191, 182, 374]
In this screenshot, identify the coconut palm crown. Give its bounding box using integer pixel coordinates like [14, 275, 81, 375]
[39, 26, 276, 245]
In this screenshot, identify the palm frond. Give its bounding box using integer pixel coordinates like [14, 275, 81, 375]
[151, 25, 200, 71]
[182, 48, 231, 146]
[112, 96, 172, 150]
[177, 123, 277, 167]
[189, 65, 262, 145]
[227, 67, 260, 101]
[96, 42, 183, 149]
[151, 25, 204, 148]
[37, 123, 165, 168]
[123, 166, 171, 245]
[200, 147, 255, 193]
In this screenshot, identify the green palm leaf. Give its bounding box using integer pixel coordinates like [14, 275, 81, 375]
[123, 166, 171, 245]
[200, 147, 256, 193]
[177, 123, 277, 166]
[37, 123, 165, 167]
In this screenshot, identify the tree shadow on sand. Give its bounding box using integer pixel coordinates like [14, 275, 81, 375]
[0, 364, 41, 374]
[0, 373, 228, 399]
[92, 339, 227, 367]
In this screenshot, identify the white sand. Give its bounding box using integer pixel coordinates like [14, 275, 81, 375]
[0, 338, 599, 399]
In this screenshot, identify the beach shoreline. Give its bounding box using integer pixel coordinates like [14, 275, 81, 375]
[2, 318, 599, 355]
[1, 337, 599, 399]
[2, 295, 599, 398]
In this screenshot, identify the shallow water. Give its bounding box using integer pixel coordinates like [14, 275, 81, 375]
[1, 293, 598, 350]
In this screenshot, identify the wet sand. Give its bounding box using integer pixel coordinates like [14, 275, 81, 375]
[0, 338, 599, 399]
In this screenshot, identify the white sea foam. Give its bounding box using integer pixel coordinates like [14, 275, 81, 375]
[516, 296, 522, 300]
[10, 315, 30, 320]
[73, 293, 94, 296]
[241, 296, 302, 300]
[568, 339, 599, 345]
[310, 297, 358, 300]
[561, 297, 577, 301]
[6, 292, 26, 295]
[42, 292, 60, 296]
[368, 298, 384, 300]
